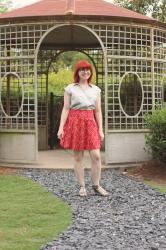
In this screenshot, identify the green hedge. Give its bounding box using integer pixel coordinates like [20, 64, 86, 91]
[145, 105, 166, 164]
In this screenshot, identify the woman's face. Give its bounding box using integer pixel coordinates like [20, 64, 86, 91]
[78, 68, 91, 81]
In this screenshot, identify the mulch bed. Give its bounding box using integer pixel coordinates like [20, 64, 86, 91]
[0, 167, 18, 175]
[125, 160, 166, 186]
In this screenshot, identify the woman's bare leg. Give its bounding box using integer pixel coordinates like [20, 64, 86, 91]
[73, 150, 85, 187]
[89, 149, 108, 196]
[89, 149, 101, 186]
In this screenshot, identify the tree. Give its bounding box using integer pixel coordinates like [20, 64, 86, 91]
[114, 0, 156, 15]
[152, 0, 166, 23]
[0, 0, 12, 13]
[114, 0, 166, 22]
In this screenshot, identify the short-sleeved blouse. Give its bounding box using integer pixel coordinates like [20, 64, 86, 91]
[65, 83, 101, 110]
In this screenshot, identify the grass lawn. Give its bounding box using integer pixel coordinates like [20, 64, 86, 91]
[0, 175, 72, 250]
[145, 181, 166, 194]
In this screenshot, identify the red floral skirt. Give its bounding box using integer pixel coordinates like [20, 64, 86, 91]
[60, 109, 101, 150]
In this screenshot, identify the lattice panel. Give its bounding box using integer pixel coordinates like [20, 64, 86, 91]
[154, 29, 166, 107]
[154, 29, 166, 60]
[0, 23, 55, 130]
[0, 24, 53, 57]
[154, 61, 166, 106]
[37, 49, 60, 127]
[90, 24, 151, 58]
[0, 56, 36, 129]
[107, 59, 152, 130]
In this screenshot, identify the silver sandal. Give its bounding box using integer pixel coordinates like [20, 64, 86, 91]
[79, 186, 87, 197]
[92, 185, 108, 196]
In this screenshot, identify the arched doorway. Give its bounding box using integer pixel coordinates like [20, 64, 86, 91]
[35, 24, 107, 160]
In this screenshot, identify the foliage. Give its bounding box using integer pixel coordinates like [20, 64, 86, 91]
[114, 0, 155, 15]
[145, 105, 166, 164]
[0, 0, 12, 13]
[152, 0, 166, 22]
[48, 69, 73, 95]
[114, 0, 166, 22]
[0, 175, 72, 250]
[56, 51, 90, 70]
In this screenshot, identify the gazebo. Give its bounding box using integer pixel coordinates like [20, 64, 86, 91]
[0, 0, 165, 165]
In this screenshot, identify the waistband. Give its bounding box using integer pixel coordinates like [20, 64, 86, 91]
[69, 109, 95, 118]
[70, 109, 94, 112]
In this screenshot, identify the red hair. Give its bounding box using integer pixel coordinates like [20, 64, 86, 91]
[74, 60, 93, 83]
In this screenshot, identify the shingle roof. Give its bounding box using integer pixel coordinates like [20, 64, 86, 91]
[0, 0, 153, 21]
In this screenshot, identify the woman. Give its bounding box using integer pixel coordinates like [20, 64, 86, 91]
[57, 60, 108, 197]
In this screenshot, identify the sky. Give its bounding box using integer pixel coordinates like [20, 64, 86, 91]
[11, 0, 114, 9]
[11, 0, 41, 8]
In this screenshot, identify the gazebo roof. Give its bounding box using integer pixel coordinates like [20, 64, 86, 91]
[0, 0, 153, 22]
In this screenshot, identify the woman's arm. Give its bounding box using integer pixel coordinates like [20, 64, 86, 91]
[94, 93, 104, 141]
[57, 91, 70, 139]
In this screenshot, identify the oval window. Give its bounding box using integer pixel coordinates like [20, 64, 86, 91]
[119, 72, 143, 117]
[0, 72, 23, 117]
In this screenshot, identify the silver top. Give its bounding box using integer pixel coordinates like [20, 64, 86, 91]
[65, 83, 101, 110]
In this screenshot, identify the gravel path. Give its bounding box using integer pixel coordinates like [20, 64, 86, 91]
[22, 169, 166, 250]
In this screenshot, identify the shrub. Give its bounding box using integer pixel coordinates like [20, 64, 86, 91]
[145, 105, 166, 164]
[48, 69, 73, 95]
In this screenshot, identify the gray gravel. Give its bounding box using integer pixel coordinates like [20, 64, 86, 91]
[21, 169, 166, 250]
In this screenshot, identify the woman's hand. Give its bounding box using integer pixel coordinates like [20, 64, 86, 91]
[99, 130, 104, 141]
[57, 128, 64, 139]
